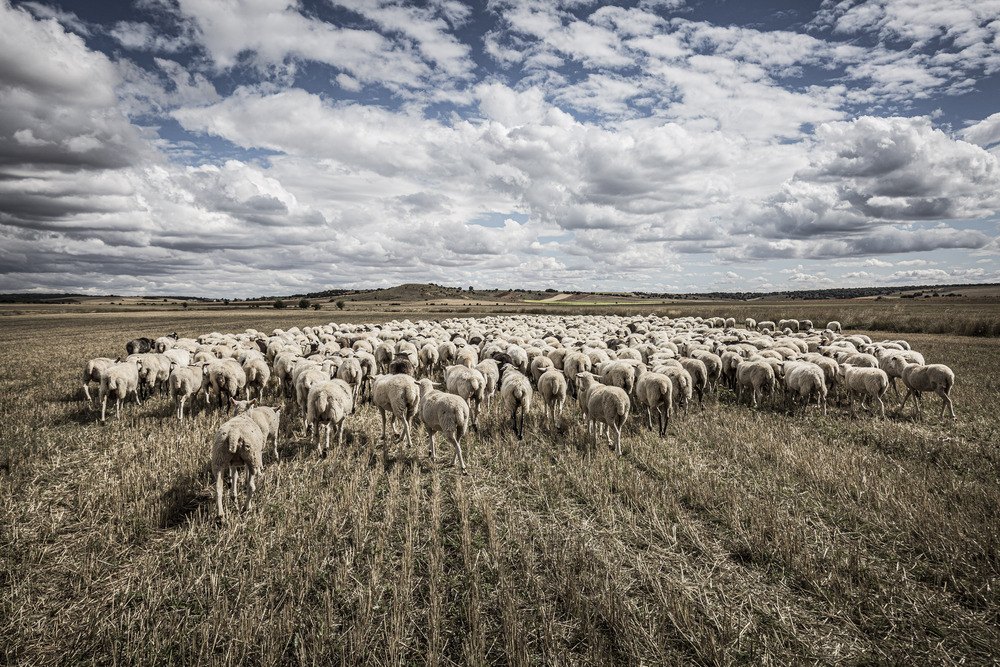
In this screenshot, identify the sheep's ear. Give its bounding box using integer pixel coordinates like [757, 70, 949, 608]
[229, 397, 236, 405]
[250, 398, 258, 406]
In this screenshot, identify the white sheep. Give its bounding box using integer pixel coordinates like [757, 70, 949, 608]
[899, 363, 956, 420]
[168, 364, 207, 420]
[635, 370, 673, 436]
[879, 350, 925, 397]
[211, 414, 265, 520]
[99, 360, 141, 422]
[417, 378, 470, 473]
[690, 350, 723, 392]
[839, 364, 889, 419]
[537, 368, 567, 432]
[576, 372, 630, 456]
[203, 358, 247, 410]
[306, 379, 354, 457]
[231, 398, 283, 462]
[735, 360, 776, 409]
[827, 321, 842, 333]
[500, 365, 533, 440]
[418, 343, 440, 377]
[336, 357, 365, 407]
[475, 359, 500, 410]
[242, 356, 271, 401]
[679, 357, 708, 406]
[372, 373, 420, 450]
[783, 360, 827, 415]
[134, 352, 172, 400]
[529, 354, 554, 386]
[443, 364, 486, 431]
[82, 357, 115, 402]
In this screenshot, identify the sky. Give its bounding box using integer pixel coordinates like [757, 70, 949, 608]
[2, 0, 1000, 298]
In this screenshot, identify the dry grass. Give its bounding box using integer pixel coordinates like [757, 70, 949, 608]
[1, 310, 998, 665]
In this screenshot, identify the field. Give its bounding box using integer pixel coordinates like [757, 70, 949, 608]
[1, 307, 999, 665]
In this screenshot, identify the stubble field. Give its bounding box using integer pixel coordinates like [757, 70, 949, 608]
[1, 307, 998, 665]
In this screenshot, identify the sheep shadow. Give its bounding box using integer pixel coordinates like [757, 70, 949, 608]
[159, 460, 213, 529]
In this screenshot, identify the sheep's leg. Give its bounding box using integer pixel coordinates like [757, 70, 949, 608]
[519, 407, 526, 440]
[230, 467, 239, 503]
[101, 395, 108, 423]
[428, 432, 437, 461]
[402, 417, 413, 449]
[178, 397, 185, 420]
[214, 468, 226, 519]
[243, 471, 256, 512]
[939, 390, 955, 419]
[336, 418, 345, 448]
[613, 424, 623, 456]
[83, 382, 92, 402]
[876, 395, 886, 420]
[380, 409, 388, 442]
[451, 434, 467, 473]
[272, 433, 280, 462]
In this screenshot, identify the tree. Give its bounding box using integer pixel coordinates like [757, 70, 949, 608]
[298, 298, 311, 309]
[336, 300, 345, 310]
[273, 299, 286, 309]
[311, 303, 321, 310]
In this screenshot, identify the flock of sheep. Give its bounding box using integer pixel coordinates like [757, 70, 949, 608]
[80, 314, 957, 520]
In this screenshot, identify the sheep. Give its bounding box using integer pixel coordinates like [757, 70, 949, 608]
[242, 356, 271, 401]
[745, 318, 757, 330]
[443, 364, 486, 431]
[372, 373, 420, 450]
[388, 353, 415, 377]
[295, 363, 335, 431]
[418, 343, 440, 377]
[82, 357, 115, 402]
[653, 364, 694, 416]
[455, 346, 479, 368]
[529, 354, 554, 386]
[598, 360, 638, 397]
[690, 350, 723, 392]
[576, 372, 630, 456]
[679, 357, 708, 406]
[635, 370, 673, 437]
[757, 321, 776, 333]
[879, 350, 925, 397]
[827, 321, 842, 333]
[499, 365, 532, 440]
[783, 361, 827, 415]
[231, 398, 283, 462]
[154, 333, 178, 353]
[839, 364, 890, 419]
[134, 353, 172, 400]
[537, 368, 567, 432]
[562, 351, 593, 398]
[417, 379, 470, 473]
[337, 357, 365, 406]
[899, 363, 956, 420]
[168, 364, 207, 420]
[99, 360, 141, 422]
[203, 358, 247, 410]
[211, 414, 265, 520]
[306, 379, 354, 457]
[125, 337, 154, 356]
[475, 359, 500, 410]
[735, 360, 776, 409]
[375, 343, 395, 374]
[162, 347, 192, 368]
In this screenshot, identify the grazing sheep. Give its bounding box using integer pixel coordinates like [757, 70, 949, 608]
[375, 343, 395, 374]
[99, 360, 141, 422]
[418, 343, 440, 377]
[231, 398, 282, 462]
[576, 372, 630, 456]
[690, 350, 723, 392]
[735, 360, 776, 409]
[203, 359, 247, 410]
[82, 357, 115, 402]
[443, 364, 486, 431]
[455, 345, 479, 368]
[211, 414, 265, 520]
[839, 364, 890, 419]
[635, 370, 673, 437]
[757, 321, 776, 333]
[475, 359, 500, 410]
[388, 353, 415, 377]
[306, 379, 354, 457]
[654, 364, 694, 416]
[417, 379, 470, 473]
[295, 363, 335, 431]
[169, 364, 207, 420]
[154, 333, 178, 353]
[125, 337, 154, 356]
[744, 318, 757, 330]
[679, 357, 708, 405]
[598, 360, 638, 397]
[134, 353, 172, 400]
[530, 354, 554, 386]
[537, 369, 567, 432]
[372, 373, 420, 450]
[500, 365, 532, 440]
[880, 350, 925, 397]
[562, 351, 592, 398]
[162, 347, 192, 368]
[242, 356, 271, 401]
[899, 363, 956, 419]
[783, 361, 827, 415]
[337, 357, 365, 406]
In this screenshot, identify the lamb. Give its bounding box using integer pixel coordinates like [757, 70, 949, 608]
[82, 357, 116, 402]
[372, 373, 420, 450]
[499, 365, 532, 440]
[443, 364, 486, 431]
[537, 368, 567, 432]
[634, 369, 673, 437]
[99, 359, 141, 422]
[168, 364, 207, 420]
[203, 358, 247, 410]
[306, 379, 354, 457]
[242, 356, 271, 401]
[782, 360, 827, 415]
[576, 372, 630, 456]
[211, 414, 265, 520]
[231, 398, 283, 462]
[735, 360, 776, 409]
[839, 364, 890, 419]
[417, 378, 470, 473]
[899, 363, 956, 420]
[475, 359, 500, 410]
